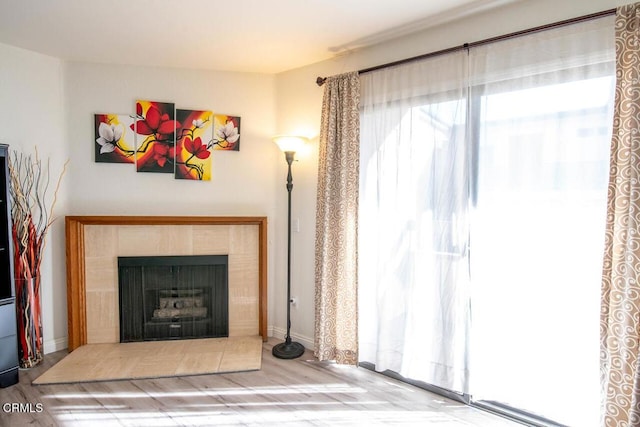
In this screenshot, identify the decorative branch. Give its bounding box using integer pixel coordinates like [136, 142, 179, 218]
[8, 148, 68, 281]
[8, 148, 68, 368]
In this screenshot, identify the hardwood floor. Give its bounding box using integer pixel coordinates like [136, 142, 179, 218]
[0, 339, 522, 426]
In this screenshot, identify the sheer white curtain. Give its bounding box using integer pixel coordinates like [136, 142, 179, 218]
[468, 17, 614, 427]
[359, 14, 615, 425]
[359, 51, 471, 394]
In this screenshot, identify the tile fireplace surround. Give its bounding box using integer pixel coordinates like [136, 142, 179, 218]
[65, 216, 268, 351]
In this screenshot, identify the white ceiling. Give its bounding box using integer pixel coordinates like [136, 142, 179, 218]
[0, 0, 519, 74]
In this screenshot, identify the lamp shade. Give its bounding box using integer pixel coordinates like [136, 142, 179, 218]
[272, 135, 308, 153]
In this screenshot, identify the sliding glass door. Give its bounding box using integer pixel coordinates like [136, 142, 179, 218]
[359, 16, 615, 426]
[467, 19, 614, 426]
[469, 75, 614, 427]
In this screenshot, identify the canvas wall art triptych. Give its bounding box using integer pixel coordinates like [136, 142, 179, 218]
[94, 100, 241, 181]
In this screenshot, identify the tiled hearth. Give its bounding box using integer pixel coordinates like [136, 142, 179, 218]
[65, 216, 268, 351]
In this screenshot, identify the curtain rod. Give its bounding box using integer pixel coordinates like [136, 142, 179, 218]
[316, 8, 616, 86]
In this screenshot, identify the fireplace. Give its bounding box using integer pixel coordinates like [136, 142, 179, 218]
[118, 255, 228, 342]
[65, 216, 267, 351]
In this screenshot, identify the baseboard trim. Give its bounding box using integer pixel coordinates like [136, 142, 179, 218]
[269, 326, 314, 351]
[44, 337, 68, 354]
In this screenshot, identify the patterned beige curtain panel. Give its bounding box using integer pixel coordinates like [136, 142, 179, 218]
[314, 71, 360, 365]
[601, 3, 640, 426]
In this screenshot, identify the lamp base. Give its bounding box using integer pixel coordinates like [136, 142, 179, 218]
[272, 340, 305, 359]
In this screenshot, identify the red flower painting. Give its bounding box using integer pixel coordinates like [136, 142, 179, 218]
[133, 101, 178, 173]
[184, 137, 210, 159]
[152, 143, 175, 168]
[175, 109, 213, 180]
[93, 101, 239, 180]
[131, 104, 180, 138]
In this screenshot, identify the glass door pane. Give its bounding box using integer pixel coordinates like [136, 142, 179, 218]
[469, 76, 614, 426]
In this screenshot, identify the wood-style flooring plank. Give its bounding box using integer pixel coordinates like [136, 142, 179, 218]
[0, 339, 521, 427]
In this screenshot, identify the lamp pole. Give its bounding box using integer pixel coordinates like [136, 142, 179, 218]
[272, 150, 305, 359]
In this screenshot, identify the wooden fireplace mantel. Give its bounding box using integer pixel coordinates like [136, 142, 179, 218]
[65, 215, 268, 351]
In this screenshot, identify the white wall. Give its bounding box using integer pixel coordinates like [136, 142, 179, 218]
[0, 43, 69, 353]
[274, 0, 627, 350]
[64, 61, 288, 349]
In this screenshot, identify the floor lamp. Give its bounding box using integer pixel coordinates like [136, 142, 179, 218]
[272, 135, 307, 359]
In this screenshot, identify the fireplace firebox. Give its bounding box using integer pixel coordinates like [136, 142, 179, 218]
[118, 255, 228, 343]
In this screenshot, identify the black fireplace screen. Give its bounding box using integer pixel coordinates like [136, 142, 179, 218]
[118, 255, 228, 342]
